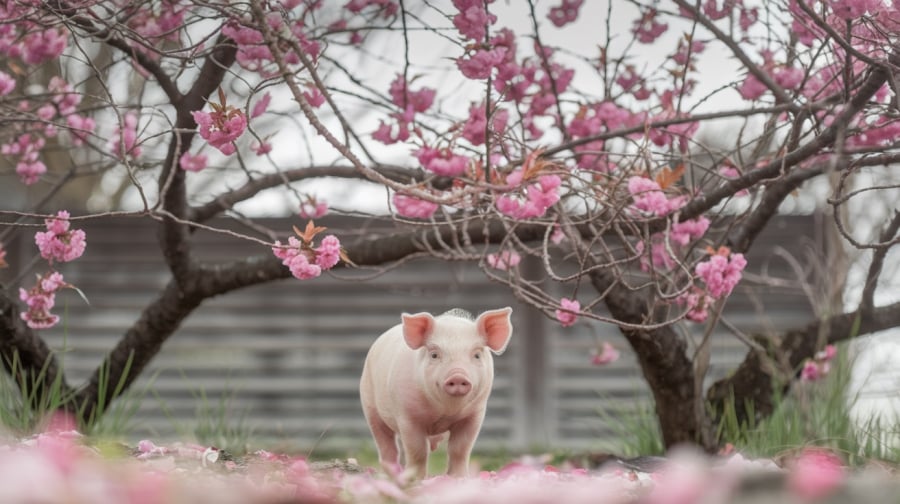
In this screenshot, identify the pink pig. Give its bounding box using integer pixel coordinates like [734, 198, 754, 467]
[359, 307, 513, 479]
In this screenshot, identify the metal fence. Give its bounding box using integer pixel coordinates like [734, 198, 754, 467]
[0, 215, 822, 452]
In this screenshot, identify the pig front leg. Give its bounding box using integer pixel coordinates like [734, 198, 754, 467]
[397, 422, 429, 479]
[446, 415, 483, 477]
[365, 410, 400, 472]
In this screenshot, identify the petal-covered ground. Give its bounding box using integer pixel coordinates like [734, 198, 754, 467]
[0, 429, 897, 503]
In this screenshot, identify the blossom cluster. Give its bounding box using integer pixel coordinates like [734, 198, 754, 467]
[496, 172, 562, 220]
[19, 271, 67, 330]
[17, 211, 88, 330]
[627, 176, 686, 218]
[682, 247, 748, 323]
[272, 222, 344, 281]
[590, 342, 620, 366]
[801, 344, 838, 382]
[373, 74, 436, 145]
[486, 250, 521, 271]
[192, 106, 247, 156]
[221, 17, 320, 75]
[393, 193, 439, 219]
[636, 217, 710, 272]
[1, 76, 96, 185]
[299, 195, 329, 219]
[34, 211, 87, 264]
[555, 297, 580, 327]
[1, 0, 91, 184]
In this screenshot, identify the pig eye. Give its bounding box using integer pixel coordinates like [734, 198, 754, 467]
[474, 351, 481, 360]
[430, 351, 439, 359]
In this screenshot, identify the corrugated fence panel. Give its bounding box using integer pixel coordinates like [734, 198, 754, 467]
[0, 215, 820, 451]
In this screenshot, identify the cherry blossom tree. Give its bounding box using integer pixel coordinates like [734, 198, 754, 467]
[2, 0, 900, 451]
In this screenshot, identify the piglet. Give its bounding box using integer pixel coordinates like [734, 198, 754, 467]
[359, 307, 513, 479]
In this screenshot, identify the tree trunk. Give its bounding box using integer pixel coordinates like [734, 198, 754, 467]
[589, 270, 717, 451]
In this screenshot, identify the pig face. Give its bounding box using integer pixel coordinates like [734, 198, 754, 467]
[401, 308, 512, 406]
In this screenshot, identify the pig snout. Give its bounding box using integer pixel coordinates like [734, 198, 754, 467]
[442, 372, 472, 396]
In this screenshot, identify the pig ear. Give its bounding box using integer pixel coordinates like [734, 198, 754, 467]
[476, 307, 513, 355]
[401, 312, 435, 349]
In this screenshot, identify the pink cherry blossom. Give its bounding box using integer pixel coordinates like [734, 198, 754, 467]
[388, 75, 435, 113]
[828, 0, 872, 19]
[19, 271, 68, 330]
[670, 217, 711, 246]
[252, 140, 272, 155]
[615, 66, 641, 92]
[462, 103, 509, 146]
[702, 0, 731, 20]
[4, 133, 47, 185]
[48, 77, 81, 116]
[40, 271, 66, 292]
[37, 103, 56, 121]
[547, 0, 583, 27]
[739, 6, 759, 31]
[680, 288, 711, 323]
[800, 360, 822, 381]
[627, 176, 685, 217]
[458, 47, 507, 80]
[272, 237, 322, 280]
[774, 66, 804, 90]
[22, 28, 68, 65]
[848, 115, 900, 148]
[393, 193, 439, 219]
[550, 225, 566, 244]
[672, 39, 705, 66]
[816, 344, 838, 362]
[635, 237, 676, 271]
[109, 111, 142, 159]
[344, 0, 398, 17]
[65, 114, 95, 146]
[0, 70, 14, 95]
[372, 112, 413, 145]
[590, 342, 619, 365]
[285, 252, 321, 280]
[787, 449, 845, 500]
[16, 159, 47, 185]
[34, 211, 86, 263]
[299, 197, 328, 219]
[314, 235, 342, 269]
[695, 248, 747, 299]
[303, 85, 326, 108]
[486, 250, 521, 270]
[452, 0, 497, 41]
[415, 146, 469, 177]
[179, 151, 208, 172]
[192, 106, 247, 155]
[633, 9, 668, 44]
[496, 175, 561, 219]
[251, 92, 271, 119]
[272, 227, 344, 281]
[555, 297, 579, 327]
[738, 74, 767, 100]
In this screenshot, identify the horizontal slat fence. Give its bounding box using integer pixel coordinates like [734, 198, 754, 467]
[0, 215, 821, 452]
